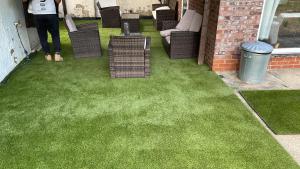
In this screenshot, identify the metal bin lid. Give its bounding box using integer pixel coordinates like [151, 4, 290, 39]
[241, 41, 273, 54]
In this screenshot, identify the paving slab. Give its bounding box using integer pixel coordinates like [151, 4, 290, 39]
[270, 69, 300, 89]
[218, 69, 300, 90]
[275, 135, 300, 165]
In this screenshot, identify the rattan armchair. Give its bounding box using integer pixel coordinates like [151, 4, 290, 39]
[160, 10, 202, 59]
[65, 15, 102, 58]
[108, 36, 151, 78]
[152, 0, 178, 30]
[97, 2, 121, 28]
[162, 30, 200, 59]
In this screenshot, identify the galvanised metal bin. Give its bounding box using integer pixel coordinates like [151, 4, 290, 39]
[239, 41, 273, 84]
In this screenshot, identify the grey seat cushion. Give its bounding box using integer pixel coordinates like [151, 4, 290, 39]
[160, 29, 180, 37]
[189, 12, 203, 32]
[176, 10, 195, 31]
[65, 15, 78, 32]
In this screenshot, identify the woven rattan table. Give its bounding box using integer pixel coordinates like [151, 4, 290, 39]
[121, 13, 140, 33]
[108, 36, 151, 78]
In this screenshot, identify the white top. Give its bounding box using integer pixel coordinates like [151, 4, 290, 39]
[28, 0, 57, 15]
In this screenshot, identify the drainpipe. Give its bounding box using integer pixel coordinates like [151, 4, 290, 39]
[62, 0, 67, 16]
[94, 0, 101, 18]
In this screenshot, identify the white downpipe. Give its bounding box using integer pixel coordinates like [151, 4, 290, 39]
[257, 0, 267, 40]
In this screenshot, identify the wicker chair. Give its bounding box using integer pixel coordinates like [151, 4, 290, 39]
[108, 36, 151, 78]
[64, 15, 102, 58]
[152, 0, 178, 30]
[160, 10, 203, 59]
[97, 2, 121, 28]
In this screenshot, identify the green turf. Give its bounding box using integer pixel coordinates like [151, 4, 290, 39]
[241, 90, 300, 135]
[0, 20, 299, 169]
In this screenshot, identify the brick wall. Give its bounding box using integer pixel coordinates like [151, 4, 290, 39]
[189, 0, 204, 15]
[179, 0, 300, 71]
[269, 56, 300, 69]
[178, 0, 182, 19]
[184, 0, 264, 71]
[178, 0, 204, 18]
[204, 0, 221, 68]
[212, 0, 264, 71]
[184, 0, 216, 67]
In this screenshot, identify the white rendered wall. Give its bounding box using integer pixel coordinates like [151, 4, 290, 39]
[118, 0, 159, 16]
[59, 0, 160, 17]
[0, 0, 33, 82]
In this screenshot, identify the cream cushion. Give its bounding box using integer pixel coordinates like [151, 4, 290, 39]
[189, 12, 203, 32]
[160, 29, 180, 37]
[176, 10, 195, 31]
[152, 6, 171, 19]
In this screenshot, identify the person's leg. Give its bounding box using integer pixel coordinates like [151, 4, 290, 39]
[47, 14, 63, 61]
[47, 15, 62, 52]
[33, 15, 51, 59]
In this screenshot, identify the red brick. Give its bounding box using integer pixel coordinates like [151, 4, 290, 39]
[293, 65, 300, 68]
[213, 59, 225, 64]
[268, 56, 300, 70]
[225, 59, 239, 64]
[288, 61, 299, 64]
[181, 0, 300, 71]
[269, 65, 281, 69]
[271, 58, 283, 61]
[210, 0, 264, 72]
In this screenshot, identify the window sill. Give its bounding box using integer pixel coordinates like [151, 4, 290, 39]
[272, 48, 300, 55]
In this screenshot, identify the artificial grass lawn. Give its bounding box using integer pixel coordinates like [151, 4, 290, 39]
[0, 20, 299, 169]
[241, 90, 300, 135]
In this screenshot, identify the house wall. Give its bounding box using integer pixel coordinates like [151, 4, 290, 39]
[188, 0, 204, 15]
[0, 0, 33, 82]
[60, 0, 96, 17]
[203, 0, 221, 68]
[27, 28, 41, 51]
[178, 0, 300, 71]
[210, 0, 300, 71]
[268, 56, 300, 69]
[211, 0, 264, 71]
[178, 0, 182, 19]
[186, 0, 220, 67]
[60, 0, 160, 17]
[118, 0, 159, 16]
[178, 0, 204, 18]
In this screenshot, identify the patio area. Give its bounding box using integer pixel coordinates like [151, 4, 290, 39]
[218, 69, 300, 91]
[0, 19, 299, 168]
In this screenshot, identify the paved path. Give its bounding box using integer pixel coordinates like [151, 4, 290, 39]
[218, 69, 300, 90]
[276, 135, 300, 164]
